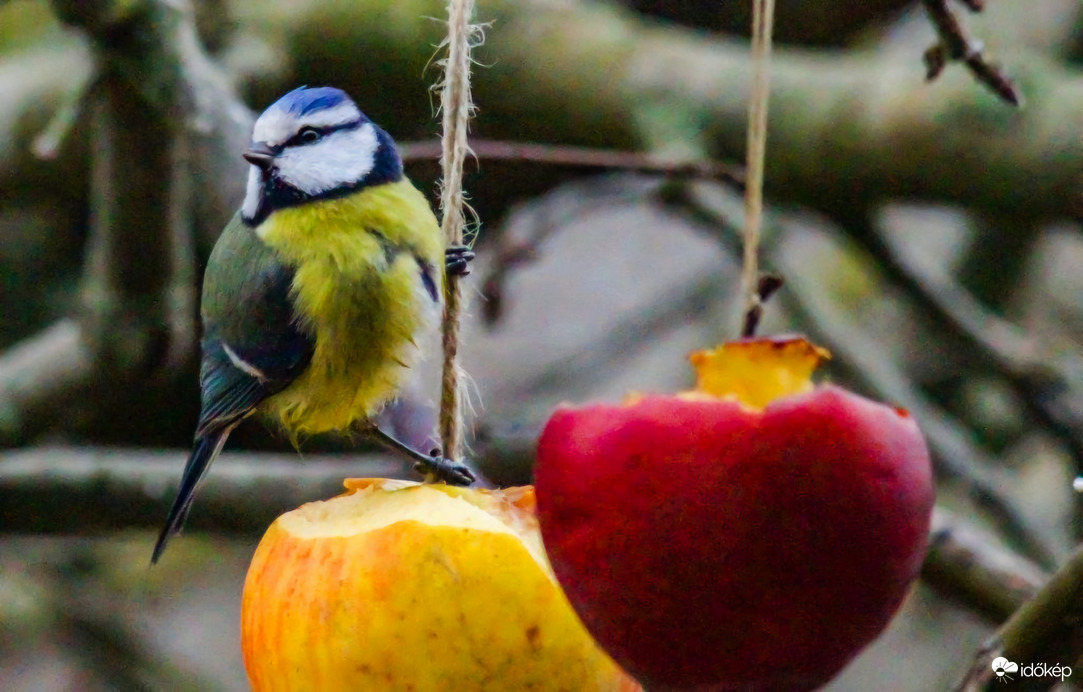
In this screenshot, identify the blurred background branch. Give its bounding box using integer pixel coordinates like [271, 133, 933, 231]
[923, 508, 1046, 624]
[0, 447, 397, 535]
[956, 542, 1083, 690]
[0, 443, 1054, 630]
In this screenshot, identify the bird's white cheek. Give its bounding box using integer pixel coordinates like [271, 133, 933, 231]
[276, 123, 378, 197]
[241, 166, 263, 220]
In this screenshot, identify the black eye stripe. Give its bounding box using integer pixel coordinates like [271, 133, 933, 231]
[283, 119, 363, 148]
[282, 128, 323, 148]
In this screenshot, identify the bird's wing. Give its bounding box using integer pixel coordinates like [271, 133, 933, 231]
[195, 321, 313, 437]
[153, 215, 314, 563]
[195, 214, 315, 436]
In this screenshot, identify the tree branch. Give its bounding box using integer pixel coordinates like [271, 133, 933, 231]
[270, 0, 1080, 217]
[3, 0, 1079, 233]
[0, 321, 94, 446]
[956, 542, 1083, 689]
[920, 0, 1023, 106]
[0, 447, 401, 535]
[0, 439, 1056, 637]
[923, 507, 1047, 623]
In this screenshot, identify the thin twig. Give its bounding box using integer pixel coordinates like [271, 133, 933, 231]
[740, 0, 776, 337]
[739, 274, 785, 339]
[399, 139, 743, 188]
[31, 68, 94, 160]
[920, 0, 1022, 106]
[435, 0, 479, 473]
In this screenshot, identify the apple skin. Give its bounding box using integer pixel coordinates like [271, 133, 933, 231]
[241, 481, 642, 692]
[535, 385, 934, 691]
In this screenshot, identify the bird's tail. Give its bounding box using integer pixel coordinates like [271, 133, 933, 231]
[151, 428, 232, 564]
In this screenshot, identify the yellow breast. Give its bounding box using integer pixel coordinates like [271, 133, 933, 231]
[253, 180, 444, 439]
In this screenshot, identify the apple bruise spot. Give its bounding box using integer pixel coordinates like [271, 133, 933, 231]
[431, 543, 461, 581]
[525, 624, 541, 650]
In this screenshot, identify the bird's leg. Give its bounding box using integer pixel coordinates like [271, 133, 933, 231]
[368, 425, 476, 486]
[445, 245, 475, 277]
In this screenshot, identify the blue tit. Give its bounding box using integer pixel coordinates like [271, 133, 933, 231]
[152, 86, 475, 563]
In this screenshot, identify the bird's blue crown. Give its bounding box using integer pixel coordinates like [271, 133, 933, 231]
[273, 86, 358, 118]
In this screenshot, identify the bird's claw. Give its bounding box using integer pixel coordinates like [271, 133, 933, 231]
[445, 245, 475, 277]
[414, 452, 475, 486]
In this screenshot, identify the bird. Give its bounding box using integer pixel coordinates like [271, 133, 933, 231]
[152, 86, 475, 564]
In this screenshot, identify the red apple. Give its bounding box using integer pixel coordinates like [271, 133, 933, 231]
[534, 337, 934, 691]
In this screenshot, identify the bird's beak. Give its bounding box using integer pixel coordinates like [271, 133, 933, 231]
[243, 142, 276, 170]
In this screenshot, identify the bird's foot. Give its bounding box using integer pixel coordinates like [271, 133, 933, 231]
[445, 245, 475, 277]
[415, 450, 476, 486]
[367, 425, 475, 486]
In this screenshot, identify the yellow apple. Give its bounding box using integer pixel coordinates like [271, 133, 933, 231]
[241, 478, 640, 692]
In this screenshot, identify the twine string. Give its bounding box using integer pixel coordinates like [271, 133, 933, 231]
[436, 0, 478, 469]
[741, 0, 776, 337]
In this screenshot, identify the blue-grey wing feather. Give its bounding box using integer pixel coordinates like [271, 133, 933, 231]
[154, 216, 314, 563]
[195, 259, 314, 436]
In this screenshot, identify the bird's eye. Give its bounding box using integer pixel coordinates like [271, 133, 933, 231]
[299, 127, 321, 144]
